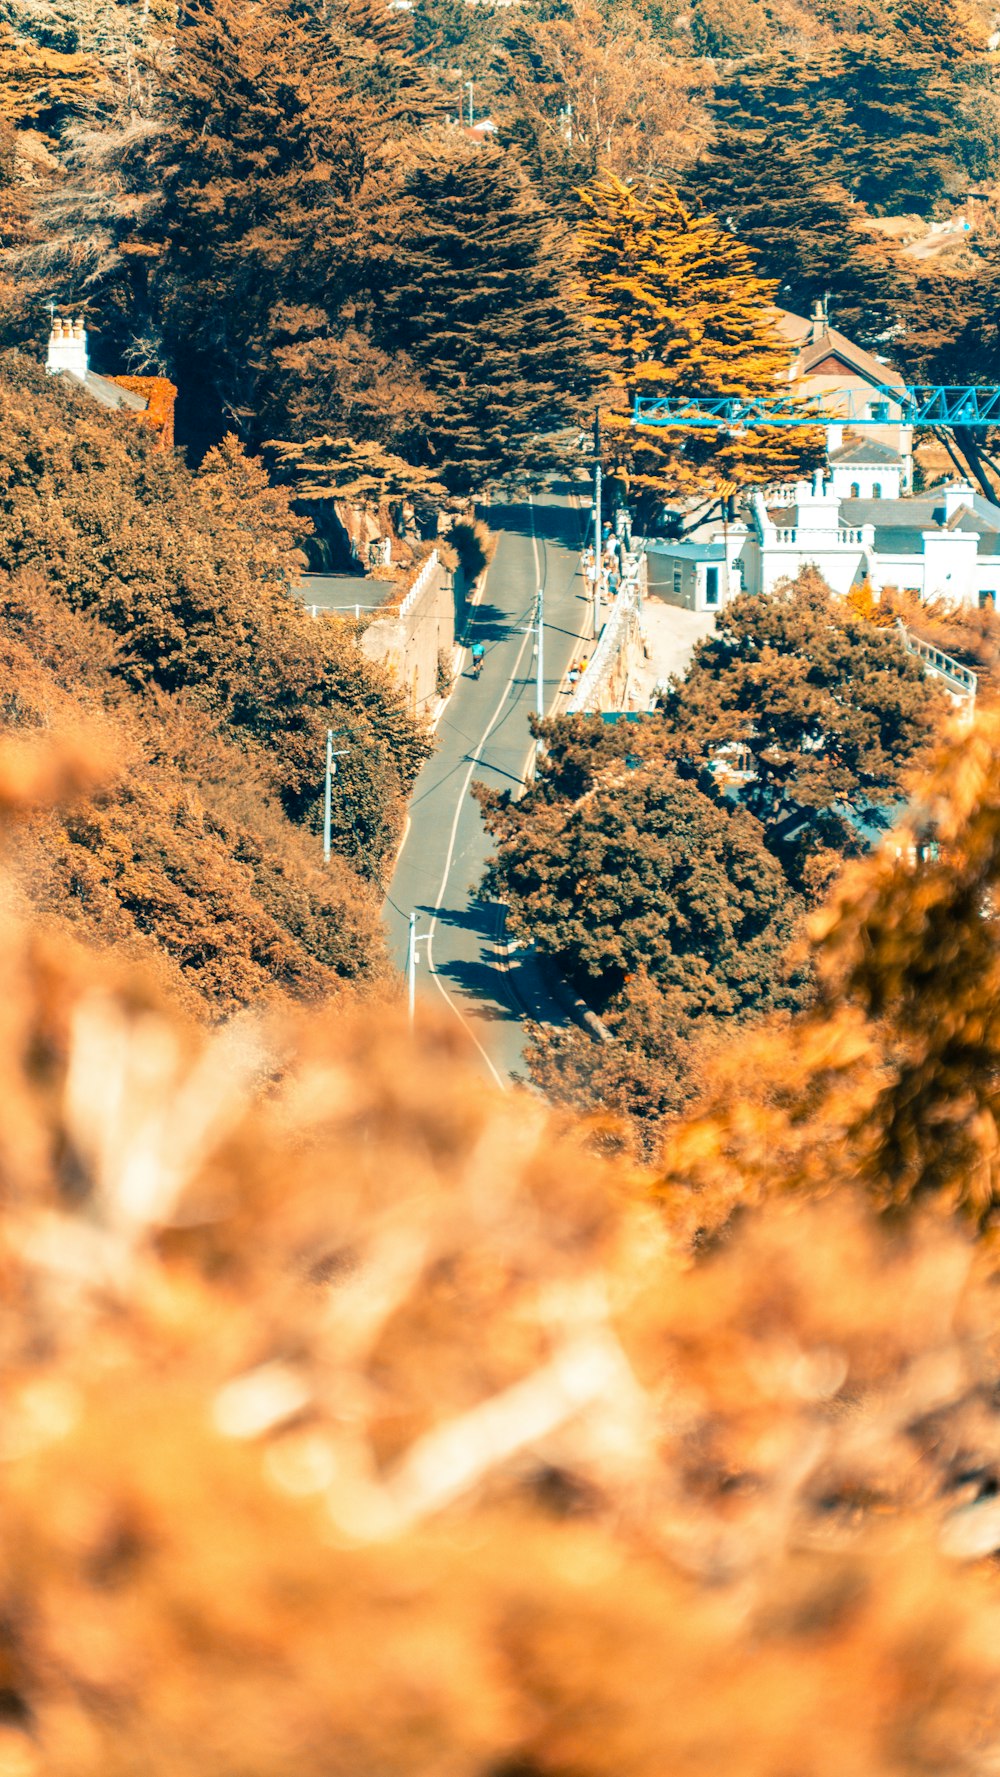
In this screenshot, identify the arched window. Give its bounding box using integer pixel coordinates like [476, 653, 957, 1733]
[850, 483, 860, 499]
[872, 482, 882, 500]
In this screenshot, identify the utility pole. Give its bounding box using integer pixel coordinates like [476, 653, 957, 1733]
[466, 79, 474, 125]
[535, 583, 544, 720]
[407, 913, 430, 1028]
[408, 911, 416, 1025]
[593, 408, 603, 641]
[323, 729, 350, 864]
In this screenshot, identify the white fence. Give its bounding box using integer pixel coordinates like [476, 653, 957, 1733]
[399, 549, 440, 622]
[897, 619, 977, 704]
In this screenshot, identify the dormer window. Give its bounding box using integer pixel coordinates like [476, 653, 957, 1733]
[872, 483, 882, 500]
[850, 483, 860, 498]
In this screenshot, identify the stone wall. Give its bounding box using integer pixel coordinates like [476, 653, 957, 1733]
[567, 555, 647, 716]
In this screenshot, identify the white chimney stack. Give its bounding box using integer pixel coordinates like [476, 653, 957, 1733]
[46, 315, 89, 381]
[942, 480, 976, 521]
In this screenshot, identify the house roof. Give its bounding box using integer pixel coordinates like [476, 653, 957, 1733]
[828, 436, 903, 466]
[840, 490, 1000, 531]
[776, 309, 906, 394]
[81, 371, 149, 413]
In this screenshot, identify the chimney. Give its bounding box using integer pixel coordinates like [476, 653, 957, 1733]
[46, 314, 89, 382]
[941, 480, 976, 522]
[809, 298, 827, 344]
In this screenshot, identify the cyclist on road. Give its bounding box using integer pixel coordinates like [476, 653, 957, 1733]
[471, 640, 485, 679]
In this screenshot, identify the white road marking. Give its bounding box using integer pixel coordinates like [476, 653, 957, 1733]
[423, 499, 543, 1090]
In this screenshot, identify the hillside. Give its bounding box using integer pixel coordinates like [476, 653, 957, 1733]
[0, 355, 432, 1013]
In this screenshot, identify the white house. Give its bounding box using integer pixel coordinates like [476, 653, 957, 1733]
[777, 302, 914, 481]
[647, 474, 1000, 612]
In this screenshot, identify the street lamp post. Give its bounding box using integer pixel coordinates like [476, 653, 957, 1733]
[535, 583, 544, 721]
[323, 729, 350, 864]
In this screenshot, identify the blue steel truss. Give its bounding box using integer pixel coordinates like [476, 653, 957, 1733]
[632, 385, 1000, 430]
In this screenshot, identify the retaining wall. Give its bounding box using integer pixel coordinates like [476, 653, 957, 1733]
[359, 551, 455, 723]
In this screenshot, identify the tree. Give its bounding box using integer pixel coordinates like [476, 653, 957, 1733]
[0, 571, 391, 1012]
[662, 568, 943, 877]
[0, 352, 431, 876]
[372, 135, 597, 496]
[524, 966, 711, 1157]
[680, 127, 908, 348]
[575, 174, 824, 521]
[478, 745, 805, 1014]
[263, 434, 448, 511]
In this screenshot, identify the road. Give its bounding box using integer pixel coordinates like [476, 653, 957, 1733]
[383, 487, 593, 1088]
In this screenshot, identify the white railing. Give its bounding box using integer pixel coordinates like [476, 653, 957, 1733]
[838, 527, 864, 544]
[399, 549, 439, 622]
[897, 620, 977, 702]
[775, 527, 798, 544]
[307, 602, 363, 619]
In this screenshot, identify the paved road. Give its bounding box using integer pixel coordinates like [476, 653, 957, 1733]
[383, 488, 593, 1087]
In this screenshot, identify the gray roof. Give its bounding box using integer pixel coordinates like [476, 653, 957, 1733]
[81, 371, 148, 412]
[841, 491, 1000, 531]
[829, 437, 902, 466]
[294, 573, 395, 614]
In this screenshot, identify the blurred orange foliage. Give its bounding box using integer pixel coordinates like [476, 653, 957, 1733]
[1, 717, 1000, 1772]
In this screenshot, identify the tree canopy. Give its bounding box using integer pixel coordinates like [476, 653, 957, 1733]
[575, 174, 824, 516]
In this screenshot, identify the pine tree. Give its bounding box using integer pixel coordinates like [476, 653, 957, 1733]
[576, 173, 823, 514]
[373, 137, 597, 496]
[263, 435, 447, 509]
[680, 129, 907, 348]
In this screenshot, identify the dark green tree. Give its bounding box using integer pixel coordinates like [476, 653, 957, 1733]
[663, 568, 943, 874]
[372, 136, 598, 495]
[478, 744, 804, 1013]
[0, 352, 430, 876]
[680, 128, 908, 347]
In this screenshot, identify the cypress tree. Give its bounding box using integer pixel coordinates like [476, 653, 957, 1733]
[373, 138, 597, 497]
[681, 128, 907, 347]
[576, 173, 823, 515]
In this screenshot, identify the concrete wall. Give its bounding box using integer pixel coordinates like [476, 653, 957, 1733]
[359, 554, 455, 724]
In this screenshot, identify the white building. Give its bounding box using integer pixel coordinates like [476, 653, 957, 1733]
[645, 302, 1000, 613]
[647, 474, 1000, 613]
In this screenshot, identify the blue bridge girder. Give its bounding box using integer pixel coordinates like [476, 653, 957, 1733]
[632, 385, 1000, 430]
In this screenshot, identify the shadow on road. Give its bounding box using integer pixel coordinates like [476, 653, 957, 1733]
[461, 600, 519, 645]
[485, 501, 591, 550]
[431, 956, 513, 1022]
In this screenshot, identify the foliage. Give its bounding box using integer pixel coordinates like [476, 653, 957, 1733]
[372, 135, 598, 496]
[478, 727, 806, 1015]
[0, 572, 389, 1012]
[662, 568, 943, 873]
[680, 127, 907, 348]
[448, 516, 495, 584]
[0, 354, 431, 877]
[575, 174, 824, 517]
[657, 708, 1000, 1235]
[3, 732, 1000, 1771]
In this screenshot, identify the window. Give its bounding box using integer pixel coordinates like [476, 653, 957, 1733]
[872, 482, 882, 500]
[870, 401, 890, 422]
[980, 590, 997, 608]
[705, 567, 719, 606]
[850, 482, 860, 499]
[672, 565, 682, 596]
